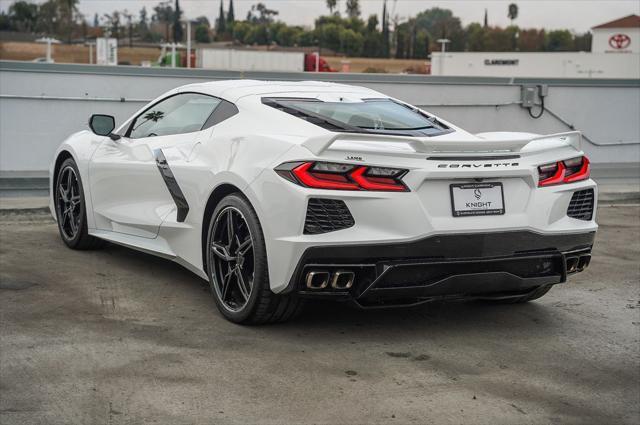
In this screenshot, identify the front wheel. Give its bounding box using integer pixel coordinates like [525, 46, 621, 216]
[205, 193, 303, 324]
[54, 158, 104, 250]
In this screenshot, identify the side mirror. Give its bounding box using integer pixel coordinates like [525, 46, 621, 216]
[89, 114, 120, 140]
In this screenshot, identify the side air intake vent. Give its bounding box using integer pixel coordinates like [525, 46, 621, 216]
[304, 199, 355, 234]
[567, 189, 594, 221]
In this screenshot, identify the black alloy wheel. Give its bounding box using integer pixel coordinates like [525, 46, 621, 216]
[54, 158, 104, 250]
[56, 165, 82, 240]
[209, 206, 255, 312]
[205, 194, 304, 324]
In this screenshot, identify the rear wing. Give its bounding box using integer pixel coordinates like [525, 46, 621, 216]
[302, 131, 582, 156]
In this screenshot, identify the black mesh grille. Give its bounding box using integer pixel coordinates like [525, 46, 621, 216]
[304, 199, 355, 235]
[567, 189, 594, 221]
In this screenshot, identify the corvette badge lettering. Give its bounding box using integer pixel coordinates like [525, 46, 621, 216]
[437, 162, 519, 168]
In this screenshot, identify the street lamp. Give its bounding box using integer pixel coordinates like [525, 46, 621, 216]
[35, 37, 61, 63]
[182, 20, 195, 68]
[436, 38, 450, 75]
[437, 38, 450, 54]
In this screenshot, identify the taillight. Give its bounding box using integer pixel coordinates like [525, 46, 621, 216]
[538, 156, 590, 187]
[275, 161, 409, 192]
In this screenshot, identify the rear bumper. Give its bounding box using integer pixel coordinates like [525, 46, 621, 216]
[285, 230, 595, 305]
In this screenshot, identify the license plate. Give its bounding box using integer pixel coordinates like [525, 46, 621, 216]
[450, 182, 505, 217]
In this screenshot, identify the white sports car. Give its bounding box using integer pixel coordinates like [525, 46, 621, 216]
[50, 80, 597, 324]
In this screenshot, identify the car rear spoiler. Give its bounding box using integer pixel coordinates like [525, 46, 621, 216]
[302, 131, 582, 156]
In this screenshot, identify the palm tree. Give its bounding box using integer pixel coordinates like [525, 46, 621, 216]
[508, 3, 518, 25]
[326, 0, 337, 15]
[345, 0, 360, 19]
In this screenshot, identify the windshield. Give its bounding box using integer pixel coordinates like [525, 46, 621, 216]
[263, 98, 451, 136]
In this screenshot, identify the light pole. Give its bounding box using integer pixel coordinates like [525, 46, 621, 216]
[186, 20, 191, 68]
[35, 37, 61, 63]
[437, 38, 450, 75]
[86, 41, 96, 64]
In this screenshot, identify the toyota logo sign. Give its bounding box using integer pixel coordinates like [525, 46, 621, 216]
[609, 34, 631, 50]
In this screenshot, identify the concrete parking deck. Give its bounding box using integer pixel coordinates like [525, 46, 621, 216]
[1, 205, 639, 424]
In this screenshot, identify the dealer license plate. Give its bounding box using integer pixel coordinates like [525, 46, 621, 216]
[450, 182, 505, 217]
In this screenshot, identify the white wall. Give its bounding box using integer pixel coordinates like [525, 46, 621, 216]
[592, 27, 640, 54]
[431, 52, 640, 79]
[0, 61, 638, 173]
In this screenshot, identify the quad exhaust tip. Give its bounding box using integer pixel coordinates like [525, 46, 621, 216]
[331, 270, 355, 290]
[306, 271, 330, 289]
[567, 254, 591, 274]
[305, 270, 355, 290]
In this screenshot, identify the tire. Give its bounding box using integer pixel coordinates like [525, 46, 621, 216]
[54, 158, 105, 250]
[484, 284, 553, 304]
[205, 193, 304, 324]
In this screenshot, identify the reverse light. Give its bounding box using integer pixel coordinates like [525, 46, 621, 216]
[538, 156, 590, 187]
[275, 161, 409, 192]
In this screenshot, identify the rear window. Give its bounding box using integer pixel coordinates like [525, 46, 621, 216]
[262, 97, 451, 137]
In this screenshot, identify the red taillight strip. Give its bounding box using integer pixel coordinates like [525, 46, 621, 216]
[564, 156, 590, 183]
[285, 161, 409, 191]
[538, 156, 591, 187]
[350, 167, 407, 191]
[539, 161, 565, 187]
[292, 162, 359, 190]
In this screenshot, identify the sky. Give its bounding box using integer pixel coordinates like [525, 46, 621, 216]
[1, 0, 639, 32]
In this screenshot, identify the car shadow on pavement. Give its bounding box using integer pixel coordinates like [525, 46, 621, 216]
[99, 240, 559, 337]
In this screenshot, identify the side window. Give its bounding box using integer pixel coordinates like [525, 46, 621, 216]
[202, 100, 239, 130]
[128, 93, 222, 139]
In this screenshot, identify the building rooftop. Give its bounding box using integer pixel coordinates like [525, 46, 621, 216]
[592, 14, 640, 29]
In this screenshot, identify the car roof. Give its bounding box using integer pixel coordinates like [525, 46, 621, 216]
[174, 80, 384, 103]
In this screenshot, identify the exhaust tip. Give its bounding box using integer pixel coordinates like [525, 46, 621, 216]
[566, 257, 579, 273]
[578, 254, 591, 271]
[331, 270, 355, 290]
[306, 271, 330, 289]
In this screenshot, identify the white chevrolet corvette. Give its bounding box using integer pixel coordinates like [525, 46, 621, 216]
[50, 80, 597, 324]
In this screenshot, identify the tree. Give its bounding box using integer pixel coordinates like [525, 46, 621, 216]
[518, 28, 545, 51]
[103, 11, 121, 39]
[8, 1, 38, 32]
[326, 0, 337, 15]
[123, 10, 133, 47]
[227, 0, 235, 27]
[35, 0, 58, 34]
[546, 29, 573, 51]
[363, 15, 382, 57]
[483, 8, 488, 28]
[345, 0, 360, 19]
[465, 22, 485, 51]
[153, 1, 174, 41]
[381, 0, 389, 57]
[195, 24, 211, 42]
[173, 0, 183, 41]
[507, 3, 518, 25]
[60, 0, 79, 42]
[216, 0, 226, 36]
[247, 3, 279, 24]
[139, 7, 148, 35]
[574, 31, 592, 52]
[246, 3, 278, 24]
[93, 13, 99, 27]
[340, 27, 364, 56]
[415, 7, 464, 51]
[232, 21, 251, 43]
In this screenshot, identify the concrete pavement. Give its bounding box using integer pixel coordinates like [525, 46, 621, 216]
[0, 205, 639, 424]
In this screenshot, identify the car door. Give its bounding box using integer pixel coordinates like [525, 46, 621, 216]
[89, 92, 222, 238]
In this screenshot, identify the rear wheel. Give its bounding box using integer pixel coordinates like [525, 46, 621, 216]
[54, 158, 104, 250]
[205, 193, 303, 324]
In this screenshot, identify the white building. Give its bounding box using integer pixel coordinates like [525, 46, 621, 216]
[431, 15, 640, 79]
[591, 14, 640, 54]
